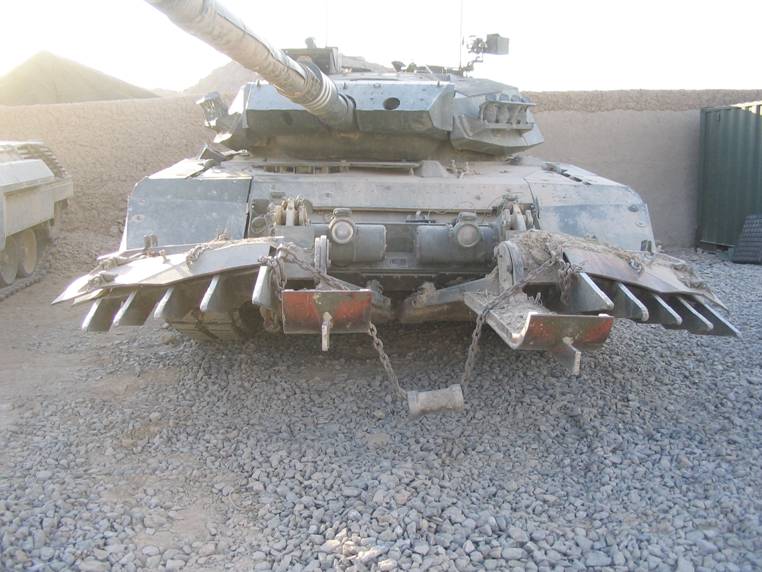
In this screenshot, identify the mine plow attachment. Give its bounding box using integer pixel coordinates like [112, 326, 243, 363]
[407, 232, 738, 377]
[57, 238, 390, 344]
[82, 294, 128, 333]
[53, 238, 275, 305]
[76, 270, 262, 342]
[55, 239, 277, 341]
[567, 276, 739, 337]
[464, 292, 614, 375]
[505, 231, 739, 336]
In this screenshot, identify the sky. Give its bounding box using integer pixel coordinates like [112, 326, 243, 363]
[0, 0, 760, 93]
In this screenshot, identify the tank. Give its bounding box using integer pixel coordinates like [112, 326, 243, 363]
[1, 141, 72, 288]
[56, 0, 738, 412]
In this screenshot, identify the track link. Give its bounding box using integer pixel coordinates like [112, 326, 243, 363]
[167, 309, 254, 342]
[0, 257, 49, 303]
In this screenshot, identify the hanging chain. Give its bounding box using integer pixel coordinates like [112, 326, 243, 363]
[368, 322, 406, 399]
[261, 242, 578, 402]
[257, 243, 351, 294]
[261, 243, 406, 398]
[460, 256, 567, 389]
[558, 258, 581, 306]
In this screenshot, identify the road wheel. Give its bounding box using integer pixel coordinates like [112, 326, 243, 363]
[0, 236, 19, 286]
[17, 229, 39, 277]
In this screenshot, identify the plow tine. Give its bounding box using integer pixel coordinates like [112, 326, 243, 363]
[200, 273, 253, 314]
[669, 296, 714, 334]
[643, 292, 682, 327]
[612, 282, 649, 321]
[82, 297, 123, 332]
[566, 272, 614, 313]
[200, 275, 228, 313]
[549, 338, 582, 376]
[112, 289, 162, 327]
[689, 299, 741, 337]
[154, 285, 196, 321]
[252, 265, 274, 309]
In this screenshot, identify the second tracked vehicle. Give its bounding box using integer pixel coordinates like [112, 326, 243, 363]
[2, 141, 72, 289]
[56, 0, 738, 414]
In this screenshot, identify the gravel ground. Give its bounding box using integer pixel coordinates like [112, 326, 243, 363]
[0, 250, 761, 571]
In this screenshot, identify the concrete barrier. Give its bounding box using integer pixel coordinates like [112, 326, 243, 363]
[536, 110, 700, 246]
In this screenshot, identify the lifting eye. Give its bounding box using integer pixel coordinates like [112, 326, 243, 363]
[383, 97, 400, 110]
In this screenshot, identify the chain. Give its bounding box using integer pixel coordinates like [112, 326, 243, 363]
[186, 232, 231, 266]
[263, 243, 405, 398]
[460, 256, 563, 389]
[270, 243, 351, 291]
[260, 242, 577, 403]
[558, 258, 582, 306]
[368, 322, 406, 399]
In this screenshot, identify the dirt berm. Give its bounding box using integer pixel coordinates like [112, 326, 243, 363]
[0, 52, 157, 106]
[0, 96, 210, 273]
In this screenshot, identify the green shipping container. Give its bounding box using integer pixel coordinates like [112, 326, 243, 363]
[698, 101, 762, 247]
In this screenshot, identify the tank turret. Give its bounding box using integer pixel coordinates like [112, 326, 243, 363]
[147, 0, 543, 160]
[146, 0, 354, 128]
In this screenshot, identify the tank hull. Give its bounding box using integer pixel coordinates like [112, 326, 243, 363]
[55, 154, 737, 376]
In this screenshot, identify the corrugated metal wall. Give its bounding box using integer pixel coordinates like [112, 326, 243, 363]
[698, 101, 762, 247]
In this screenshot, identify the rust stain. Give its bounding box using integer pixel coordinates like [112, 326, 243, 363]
[282, 289, 372, 334]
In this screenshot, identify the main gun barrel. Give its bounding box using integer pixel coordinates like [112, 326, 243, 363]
[145, 0, 354, 128]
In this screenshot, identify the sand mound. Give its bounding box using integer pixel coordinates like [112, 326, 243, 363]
[185, 61, 259, 96]
[0, 52, 157, 106]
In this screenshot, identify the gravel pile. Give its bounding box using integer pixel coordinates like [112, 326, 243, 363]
[1, 251, 761, 571]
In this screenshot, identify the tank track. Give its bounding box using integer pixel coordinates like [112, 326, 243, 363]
[166, 308, 256, 343]
[0, 256, 49, 303]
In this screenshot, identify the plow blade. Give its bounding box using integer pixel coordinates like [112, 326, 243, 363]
[464, 292, 614, 375]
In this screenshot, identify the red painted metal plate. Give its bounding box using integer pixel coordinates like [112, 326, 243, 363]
[281, 289, 372, 334]
[519, 314, 614, 350]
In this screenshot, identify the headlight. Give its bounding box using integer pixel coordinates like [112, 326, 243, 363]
[329, 219, 356, 244]
[454, 222, 481, 248]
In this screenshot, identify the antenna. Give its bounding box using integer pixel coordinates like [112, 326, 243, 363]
[458, 0, 464, 69]
[323, 0, 329, 47]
